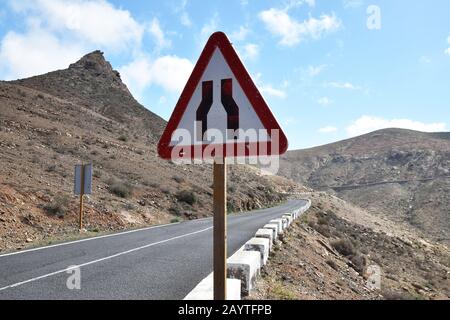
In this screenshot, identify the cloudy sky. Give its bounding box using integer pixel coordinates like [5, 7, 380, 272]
[0, 0, 449, 149]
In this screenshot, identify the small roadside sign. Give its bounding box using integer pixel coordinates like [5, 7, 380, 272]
[74, 163, 92, 230]
[74, 164, 92, 195]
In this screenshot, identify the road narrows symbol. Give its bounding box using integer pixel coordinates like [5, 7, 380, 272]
[196, 81, 213, 141]
[195, 79, 240, 142]
[221, 78, 239, 140]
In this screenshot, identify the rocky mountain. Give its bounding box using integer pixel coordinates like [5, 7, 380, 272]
[0, 50, 303, 251]
[278, 128, 450, 243]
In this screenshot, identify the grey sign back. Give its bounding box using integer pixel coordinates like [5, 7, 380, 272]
[74, 164, 93, 195]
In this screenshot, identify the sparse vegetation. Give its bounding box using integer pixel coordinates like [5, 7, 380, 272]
[93, 170, 102, 178]
[31, 155, 40, 164]
[172, 175, 185, 183]
[44, 195, 70, 218]
[160, 186, 171, 195]
[269, 283, 297, 300]
[108, 178, 133, 198]
[169, 206, 182, 216]
[326, 259, 338, 270]
[331, 239, 356, 257]
[176, 190, 197, 205]
[46, 164, 57, 172]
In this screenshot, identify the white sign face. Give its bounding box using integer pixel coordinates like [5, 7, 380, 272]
[171, 47, 269, 147]
[158, 32, 288, 161]
[74, 164, 92, 195]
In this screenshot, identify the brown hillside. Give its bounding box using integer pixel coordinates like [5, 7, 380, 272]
[0, 50, 303, 252]
[278, 128, 450, 243]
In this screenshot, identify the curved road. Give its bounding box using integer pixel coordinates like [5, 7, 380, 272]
[0, 199, 308, 300]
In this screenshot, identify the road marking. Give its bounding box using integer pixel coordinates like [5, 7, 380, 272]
[0, 226, 212, 292]
[0, 221, 181, 258]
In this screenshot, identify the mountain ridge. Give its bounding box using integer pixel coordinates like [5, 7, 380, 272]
[278, 128, 450, 243]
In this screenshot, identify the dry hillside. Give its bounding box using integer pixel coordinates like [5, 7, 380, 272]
[249, 192, 450, 300]
[0, 50, 303, 252]
[278, 129, 450, 244]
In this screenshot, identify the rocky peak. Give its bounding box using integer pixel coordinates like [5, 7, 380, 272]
[69, 50, 121, 79]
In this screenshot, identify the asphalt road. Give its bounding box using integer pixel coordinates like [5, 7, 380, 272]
[0, 199, 308, 300]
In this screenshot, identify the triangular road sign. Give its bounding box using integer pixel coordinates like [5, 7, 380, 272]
[158, 31, 288, 160]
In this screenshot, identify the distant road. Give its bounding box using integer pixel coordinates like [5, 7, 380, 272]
[0, 199, 308, 300]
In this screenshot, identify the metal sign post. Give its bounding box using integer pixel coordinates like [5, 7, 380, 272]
[213, 158, 227, 300]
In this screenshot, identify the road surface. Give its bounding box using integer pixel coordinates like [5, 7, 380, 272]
[0, 199, 308, 300]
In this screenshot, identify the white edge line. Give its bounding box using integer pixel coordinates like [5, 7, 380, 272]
[0, 226, 213, 292]
[0, 221, 181, 258]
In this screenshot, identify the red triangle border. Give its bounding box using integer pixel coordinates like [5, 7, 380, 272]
[157, 31, 288, 160]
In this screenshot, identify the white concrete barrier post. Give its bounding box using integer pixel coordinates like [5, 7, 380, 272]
[263, 224, 278, 240]
[227, 251, 261, 296]
[255, 228, 273, 249]
[184, 273, 241, 300]
[269, 219, 284, 234]
[244, 237, 270, 266]
[282, 213, 293, 227]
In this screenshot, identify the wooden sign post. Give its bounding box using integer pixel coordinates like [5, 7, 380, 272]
[213, 158, 227, 300]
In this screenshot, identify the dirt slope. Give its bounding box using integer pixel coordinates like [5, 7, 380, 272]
[278, 129, 450, 243]
[249, 193, 450, 300]
[0, 50, 304, 252]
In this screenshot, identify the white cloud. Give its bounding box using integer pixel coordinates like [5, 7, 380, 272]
[148, 18, 171, 50]
[308, 64, 327, 76]
[176, 0, 192, 27]
[252, 72, 287, 98]
[259, 9, 341, 46]
[318, 97, 333, 106]
[0, 0, 149, 80]
[285, 0, 316, 9]
[10, 0, 144, 51]
[319, 126, 337, 133]
[180, 12, 192, 27]
[327, 81, 359, 90]
[200, 13, 219, 44]
[120, 55, 194, 97]
[445, 36, 450, 56]
[343, 0, 363, 8]
[231, 26, 250, 42]
[260, 84, 286, 99]
[346, 116, 447, 137]
[242, 43, 259, 60]
[0, 28, 84, 80]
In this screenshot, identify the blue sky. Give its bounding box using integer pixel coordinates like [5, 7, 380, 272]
[0, 0, 449, 149]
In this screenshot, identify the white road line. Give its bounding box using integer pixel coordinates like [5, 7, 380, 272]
[0, 221, 181, 258]
[0, 226, 213, 292]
